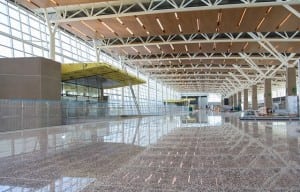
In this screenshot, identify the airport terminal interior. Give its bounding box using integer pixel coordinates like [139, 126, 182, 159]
[0, 0, 300, 191]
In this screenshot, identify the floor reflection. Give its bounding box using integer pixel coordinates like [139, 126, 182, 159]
[0, 177, 95, 192]
[0, 111, 300, 191]
[0, 115, 183, 192]
[181, 111, 222, 127]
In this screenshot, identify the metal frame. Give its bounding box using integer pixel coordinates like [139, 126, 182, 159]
[97, 32, 299, 48]
[37, 0, 299, 23]
[26, 0, 300, 96]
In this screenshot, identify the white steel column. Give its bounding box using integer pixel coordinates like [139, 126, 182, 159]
[119, 56, 141, 115]
[156, 81, 158, 114]
[264, 78, 273, 109]
[137, 67, 140, 112]
[44, 10, 58, 60]
[121, 87, 124, 115]
[93, 40, 101, 62]
[147, 77, 150, 114]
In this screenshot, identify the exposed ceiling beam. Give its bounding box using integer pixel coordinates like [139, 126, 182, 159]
[100, 38, 299, 48]
[283, 4, 300, 18]
[127, 55, 285, 62]
[39, 0, 300, 23]
[142, 66, 285, 72]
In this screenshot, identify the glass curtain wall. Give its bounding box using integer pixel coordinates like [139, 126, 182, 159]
[0, 0, 181, 116]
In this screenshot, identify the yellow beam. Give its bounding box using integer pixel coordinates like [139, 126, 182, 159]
[61, 62, 145, 89]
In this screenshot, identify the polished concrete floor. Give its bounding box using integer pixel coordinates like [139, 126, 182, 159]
[0, 111, 300, 191]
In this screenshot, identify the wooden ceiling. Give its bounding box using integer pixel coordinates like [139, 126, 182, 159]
[57, 6, 300, 39]
[15, 0, 300, 95]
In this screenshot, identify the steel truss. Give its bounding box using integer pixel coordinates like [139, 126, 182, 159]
[34, 0, 300, 94]
[37, 0, 300, 24]
[98, 32, 299, 48]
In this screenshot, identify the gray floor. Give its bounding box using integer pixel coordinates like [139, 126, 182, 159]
[0, 111, 300, 191]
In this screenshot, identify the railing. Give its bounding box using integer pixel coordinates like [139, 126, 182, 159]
[0, 99, 189, 131]
[0, 99, 62, 132]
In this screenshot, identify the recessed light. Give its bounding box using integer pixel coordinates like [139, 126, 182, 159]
[237, 8, 247, 27]
[126, 27, 134, 36]
[156, 17, 165, 32]
[178, 24, 182, 33]
[116, 17, 124, 25]
[174, 12, 179, 20]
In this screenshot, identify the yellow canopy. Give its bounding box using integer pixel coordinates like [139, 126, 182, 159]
[164, 98, 196, 103]
[61, 62, 145, 89]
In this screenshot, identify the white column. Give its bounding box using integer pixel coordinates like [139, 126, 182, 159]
[93, 40, 101, 62]
[147, 77, 150, 114]
[121, 87, 124, 115]
[44, 11, 58, 60]
[155, 81, 158, 114]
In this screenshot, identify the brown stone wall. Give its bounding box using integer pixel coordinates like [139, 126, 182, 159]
[0, 57, 61, 100]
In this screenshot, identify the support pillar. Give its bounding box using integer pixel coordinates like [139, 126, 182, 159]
[243, 89, 248, 110]
[238, 91, 242, 111]
[233, 94, 237, 109]
[98, 88, 104, 101]
[93, 40, 101, 62]
[119, 57, 141, 115]
[229, 96, 233, 106]
[264, 78, 272, 109]
[286, 67, 297, 96]
[44, 11, 58, 60]
[121, 87, 124, 115]
[252, 85, 258, 110]
[286, 66, 297, 114]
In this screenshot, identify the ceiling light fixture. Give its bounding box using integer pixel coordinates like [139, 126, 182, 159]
[196, 18, 200, 32]
[131, 47, 139, 53]
[156, 44, 161, 50]
[71, 26, 86, 37]
[276, 13, 292, 29]
[228, 42, 233, 52]
[178, 24, 182, 33]
[237, 8, 247, 27]
[121, 49, 128, 55]
[98, 32, 105, 39]
[256, 7, 272, 31]
[242, 42, 249, 51]
[156, 17, 165, 33]
[287, 47, 293, 52]
[174, 12, 179, 20]
[116, 17, 124, 25]
[256, 17, 265, 31]
[170, 44, 175, 51]
[81, 21, 96, 32]
[185, 45, 188, 52]
[135, 16, 145, 29]
[266, 7, 272, 14]
[144, 45, 152, 54]
[50, 0, 59, 6]
[216, 10, 222, 32]
[126, 27, 134, 36]
[101, 21, 115, 33]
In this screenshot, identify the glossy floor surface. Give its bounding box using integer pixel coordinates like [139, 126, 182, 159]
[0, 111, 300, 191]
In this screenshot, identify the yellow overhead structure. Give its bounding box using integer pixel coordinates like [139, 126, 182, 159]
[164, 98, 196, 103]
[61, 62, 145, 89]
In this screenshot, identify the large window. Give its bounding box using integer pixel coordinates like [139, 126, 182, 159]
[0, 0, 95, 62]
[0, 0, 180, 112]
